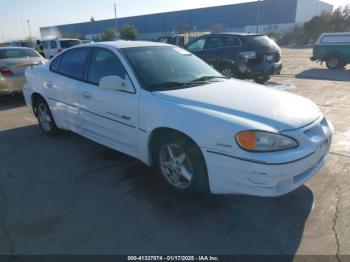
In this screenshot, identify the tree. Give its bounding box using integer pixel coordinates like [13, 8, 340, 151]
[101, 28, 117, 41]
[120, 25, 138, 40]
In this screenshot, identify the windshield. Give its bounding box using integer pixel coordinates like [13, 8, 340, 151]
[123, 46, 222, 91]
[0, 48, 39, 59]
[243, 35, 279, 49]
[60, 40, 81, 49]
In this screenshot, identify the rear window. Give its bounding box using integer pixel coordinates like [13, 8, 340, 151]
[0, 48, 39, 59]
[243, 35, 278, 49]
[60, 40, 81, 49]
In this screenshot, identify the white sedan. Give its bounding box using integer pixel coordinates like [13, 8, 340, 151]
[23, 41, 333, 197]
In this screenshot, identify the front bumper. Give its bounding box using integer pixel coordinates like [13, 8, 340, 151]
[0, 75, 25, 95]
[203, 118, 333, 197]
[238, 62, 282, 79]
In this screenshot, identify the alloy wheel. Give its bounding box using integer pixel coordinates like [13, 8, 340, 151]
[37, 103, 52, 132]
[159, 144, 194, 190]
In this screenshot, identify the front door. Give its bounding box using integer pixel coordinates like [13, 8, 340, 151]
[79, 47, 139, 155]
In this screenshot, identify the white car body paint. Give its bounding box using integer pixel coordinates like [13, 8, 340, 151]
[23, 41, 333, 197]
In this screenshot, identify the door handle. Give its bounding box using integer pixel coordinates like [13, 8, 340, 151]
[81, 91, 92, 99]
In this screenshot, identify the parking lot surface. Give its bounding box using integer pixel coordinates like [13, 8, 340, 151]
[0, 48, 349, 257]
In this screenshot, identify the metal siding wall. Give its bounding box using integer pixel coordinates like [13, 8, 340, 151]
[40, 0, 299, 39]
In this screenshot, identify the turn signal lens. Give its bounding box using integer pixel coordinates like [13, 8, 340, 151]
[236, 131, 256, 150]
[236, 131, 298, 152]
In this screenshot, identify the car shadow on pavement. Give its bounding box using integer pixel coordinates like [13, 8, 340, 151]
[0, 125, 314, 257]
[0, 94, 25, 112]
[296, 68, 350, 82]
[122, 162, 314, 257]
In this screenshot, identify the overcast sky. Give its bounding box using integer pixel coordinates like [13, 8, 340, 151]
[0, 0, 347, 41]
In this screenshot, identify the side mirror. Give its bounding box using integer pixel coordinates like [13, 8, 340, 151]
[99, 75, 134, 93]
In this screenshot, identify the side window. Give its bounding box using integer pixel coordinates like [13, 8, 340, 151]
[50, 55, 62, 73]
[204, 37, 227, 50]
[226, 37, 241, 47]
[59, 48, 90, 80]
[50, 40, 57, 49]
[187, 38, 206, 52]
[42, 41, 49, 49]
[87, 48, 127, 85]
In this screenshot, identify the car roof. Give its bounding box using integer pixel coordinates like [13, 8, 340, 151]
[92, 40, 171, 49]
[320, 32, 350, 37]
[0, 47, 33, 50]
[207, 32, 264, 37]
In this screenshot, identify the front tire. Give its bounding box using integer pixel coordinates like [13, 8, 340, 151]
[153, 133, 209, 195]
[220, 64, 237, 78]
[254, 76, 271, 84]
[35, 97, 58, 135]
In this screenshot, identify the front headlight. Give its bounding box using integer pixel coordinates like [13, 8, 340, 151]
[236, 131, 298, 152]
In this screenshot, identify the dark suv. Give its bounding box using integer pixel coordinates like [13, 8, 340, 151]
[186, 33, 282, 84]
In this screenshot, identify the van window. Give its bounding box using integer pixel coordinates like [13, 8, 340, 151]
[322, 35, 350, 44]
[42, 41, 49, 49]
[50, 40, 57, 49]
[59, 48, 89, 80]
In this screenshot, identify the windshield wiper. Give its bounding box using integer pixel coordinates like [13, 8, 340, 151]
[149, 81, 203, 91]
[191, 76, 228, 82]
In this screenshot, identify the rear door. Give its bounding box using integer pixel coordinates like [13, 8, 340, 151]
[45, 47, 90, 131]
[79, 47, 139, 154]
[202, 36, 228, 68]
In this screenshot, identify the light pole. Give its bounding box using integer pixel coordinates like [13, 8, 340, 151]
[27, 20, 32, 39]
[256, 0, 261, 33]
[114, 2, 118, 39]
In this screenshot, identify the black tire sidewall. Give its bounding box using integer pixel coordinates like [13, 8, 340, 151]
[36, 98, 58, 135]
[326, 55, 343, 69]
[153, 134, 209, 195]
[254, 76, 270, 84]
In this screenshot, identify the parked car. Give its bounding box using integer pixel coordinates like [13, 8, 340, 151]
[23, 41, 333, 197]
[157, 32, 209, 48]
[186, 33, 282, 84]
[41, 38, 82, 59]
[0, 47, 46, 95]
[311, 32, 350, 69]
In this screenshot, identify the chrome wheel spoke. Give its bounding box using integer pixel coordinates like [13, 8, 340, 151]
[176, 153, 187, 165]
[179, 166, 193, 181]
[167, 146, 176, 161]
[159, 144, 194, 190]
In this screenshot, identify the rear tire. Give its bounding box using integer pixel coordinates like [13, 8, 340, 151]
[326, 54, 344, 69]
[35, 97, 58, 136]
[153, 133, 209, 195]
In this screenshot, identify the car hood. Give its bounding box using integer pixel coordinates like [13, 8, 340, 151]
[153, 79, 321, 131]
[0, 57, 44, 75]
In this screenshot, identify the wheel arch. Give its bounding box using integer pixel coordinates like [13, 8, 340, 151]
[31, 92, 46, 117]
[147, 127, 204, 167]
